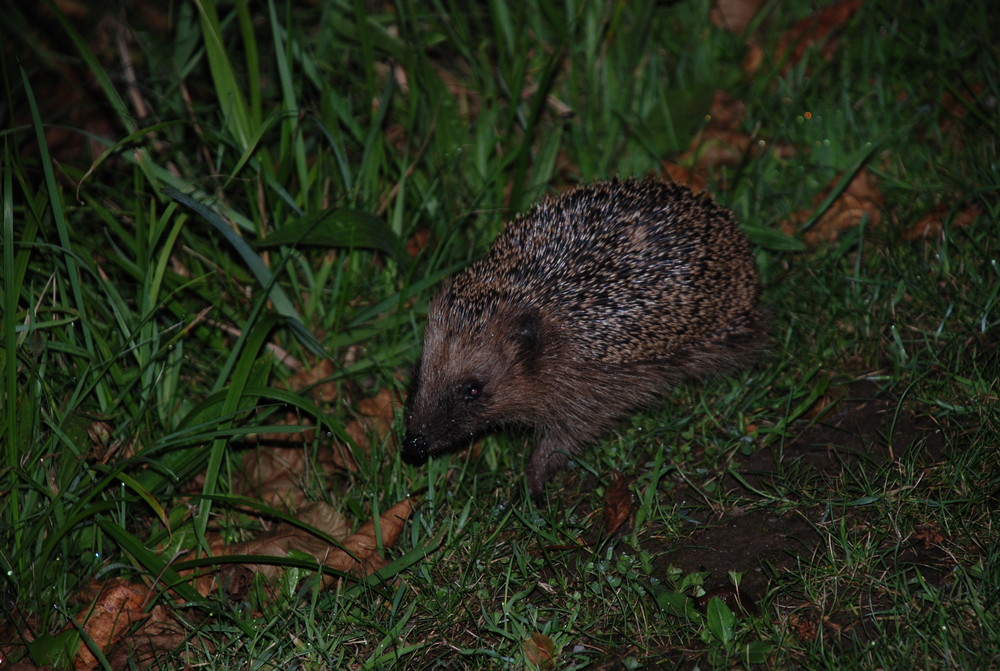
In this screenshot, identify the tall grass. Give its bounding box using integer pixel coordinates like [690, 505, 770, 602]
[1, 0, 998, 667]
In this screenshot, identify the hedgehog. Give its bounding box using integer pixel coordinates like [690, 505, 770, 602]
[401, 178, 764, 500]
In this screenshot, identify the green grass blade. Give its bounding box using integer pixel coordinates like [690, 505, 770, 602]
[255, 206, 409, 268]
[163, 186, 326, 357]
[268, 0, 309, 201]
[20, 65, 108, 410]
[97, 520, 204, 604]
[195, 313, 277, 548]
[2, 142, 17, 475]
[194, 0, 254, 149]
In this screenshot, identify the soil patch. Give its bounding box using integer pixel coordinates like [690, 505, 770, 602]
[649, 381, 954, 642]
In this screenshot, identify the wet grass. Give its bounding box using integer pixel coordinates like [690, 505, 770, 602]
[1, 0, 997, 668]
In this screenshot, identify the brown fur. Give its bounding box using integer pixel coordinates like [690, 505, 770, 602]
[402, 179, 764, 500]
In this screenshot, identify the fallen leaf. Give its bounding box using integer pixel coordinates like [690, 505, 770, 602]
[348, 387, 402, 458]
[788, 612, 819, 642]
[661, 162, 709, 192]
[603, 472, 633, 538]
[105, 627, 199, 671]
[72, 580, 151, 670]
[201, 501, 353, 596]
[914, 523, 945, 549]
[777, 0, 863, 71]
[706, 90, 747, 130]
[407, 228, 432, 258]
[522, 632, 557, 667]
[283, 358, 338, 404]
[358, 387, 402, 422]
[321, 497, 416, 584]
[710, 0, 763, 35]
[742, 43, 764, 75]
[903, 203, 979, 241]
[232, 445, 313, 509]
[935, 83, 989, 151]
[663, 90, 795, 189]
[782, 168, 884, 247]
[203, 497, 414, 595]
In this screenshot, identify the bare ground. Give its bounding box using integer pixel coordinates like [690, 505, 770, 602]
[646, 380, 955, 658]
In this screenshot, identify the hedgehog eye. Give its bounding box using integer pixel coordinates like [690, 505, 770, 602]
[464, 382, 483, 401]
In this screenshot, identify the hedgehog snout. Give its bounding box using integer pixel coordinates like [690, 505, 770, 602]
[401, 433, 430, 465]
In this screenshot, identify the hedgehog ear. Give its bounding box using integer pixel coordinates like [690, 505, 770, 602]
[510, 309, 543, 361]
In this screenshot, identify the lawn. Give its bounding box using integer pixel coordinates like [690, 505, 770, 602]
[1, 0, 997, 668]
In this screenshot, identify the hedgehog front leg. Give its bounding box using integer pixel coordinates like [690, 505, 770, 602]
[526, 431, 578, 502]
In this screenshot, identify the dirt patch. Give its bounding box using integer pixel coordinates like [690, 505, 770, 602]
[732, 380, 947, 493]
[649, 381, 954, 641]
[659, 507, 819, 606]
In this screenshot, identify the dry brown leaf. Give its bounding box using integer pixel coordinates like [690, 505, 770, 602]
[914, 523, 945, 549]
[72, 580, 151, 670]
[710, 0, 763, 35]
[85, 421, 113, 452]
[789, 612, 820, 642]
[325, 441, 357, 472]
[214, 530, 333, 596]
[903, 203, 980, 241]
[297, 499, 354, 537]
[344, 419, 371, 452]
[522, 632, 557, 667]
[742, 43, 764, 75]
[65, 593, 184, 671]
[348, 387, 402, 454]
[252, 411, 317, 448]
[102, 604, 186, 671]
[407, 228, 432, 258]
[663, 90, 795, 189]
[232, 445, 313, 509]
[232, 419, 359, 508]
[687, 128, 756, 168]
[197, 498, 414, 597]
[248, 360, 339, 449]
[934, 83, 989, 151]
[182, 501, 352, 599]
[603, 472, 634, 538]
[283, 358, 337, 404]
[665, 129, 794, 191]
[105, 629, 198, 671]
[782, 168, 884, 247]
[321, 497, 415, 584]
[777, 0, 863, 71]
[14, 499, 416, 667]
[358, 387, 401, 422]
[707, 90, 747, 130]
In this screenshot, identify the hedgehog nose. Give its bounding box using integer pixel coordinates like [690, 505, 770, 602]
[401, 433, 430, 465]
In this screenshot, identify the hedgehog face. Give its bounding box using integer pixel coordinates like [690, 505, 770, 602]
[401, 301, 545, 466]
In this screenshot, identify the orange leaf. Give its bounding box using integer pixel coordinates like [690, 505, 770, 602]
[710, 0, 763, 35]
[283, 358, 337, 403]
[777, 0, 863, 71]
[407, 228, 433, 259]
[603, 472, 634, 538]
[321, 497, 416, 584]
[523, 632, 557, 667]
[72, 580, 151, 670]
[358, 388, 402, 421]
[782, 168, 884, 247]
[903, 203, 979, 241]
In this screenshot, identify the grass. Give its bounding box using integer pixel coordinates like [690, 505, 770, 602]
[1, 0, 998, 668]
